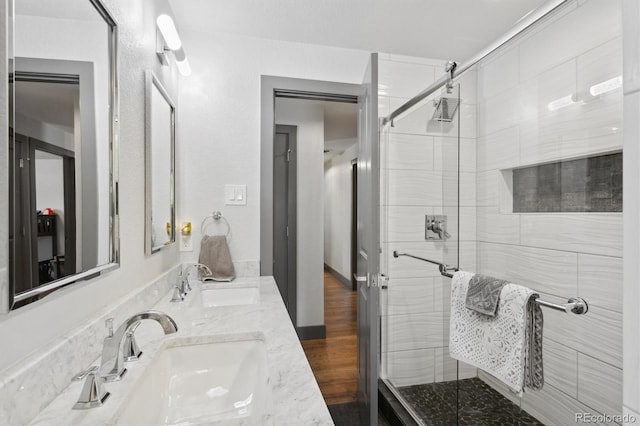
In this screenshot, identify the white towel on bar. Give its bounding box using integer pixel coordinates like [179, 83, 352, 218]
[449, 270, 543, 394]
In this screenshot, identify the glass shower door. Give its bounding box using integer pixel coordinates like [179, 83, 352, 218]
[379, 81, 465, 425]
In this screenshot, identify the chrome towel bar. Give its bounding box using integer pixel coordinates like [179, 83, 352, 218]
[392, 250, 588, 315]
[392, 251, 458, 278]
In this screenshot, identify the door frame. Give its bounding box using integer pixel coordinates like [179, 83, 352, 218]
[260, 77, 361, 278]
[260, 78, 361, 337]
[351, 158, 358, 291]
[12, 134, 76, 296]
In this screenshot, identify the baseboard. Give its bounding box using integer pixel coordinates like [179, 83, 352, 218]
[323, 263, 351, 289]
[296, 325, 326, 340]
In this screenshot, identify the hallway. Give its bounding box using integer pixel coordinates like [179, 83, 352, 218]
[302, 271, 357, 405]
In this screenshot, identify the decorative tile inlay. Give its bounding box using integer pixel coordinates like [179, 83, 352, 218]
[513, 153, 622, 212]
[398, 378, 543, 426]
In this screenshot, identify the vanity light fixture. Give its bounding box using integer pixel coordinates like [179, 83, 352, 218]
[547, 94, 576, 112]
[589, 75, 622, 97]
[156, 14, 191, 76]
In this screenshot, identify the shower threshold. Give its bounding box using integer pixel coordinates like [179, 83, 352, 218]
[383, 377, 543, 426]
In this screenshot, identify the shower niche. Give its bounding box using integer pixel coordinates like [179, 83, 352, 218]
[511, 152, 622, 213]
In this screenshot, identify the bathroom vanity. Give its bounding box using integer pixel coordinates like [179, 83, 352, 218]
[25, 274, 332, 425]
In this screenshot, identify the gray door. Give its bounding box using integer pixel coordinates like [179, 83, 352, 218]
[273, 125, 297, 325]
[356, 53, 379, 425]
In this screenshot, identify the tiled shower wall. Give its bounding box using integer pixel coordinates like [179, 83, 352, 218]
[475, 0, 623, 424]
[379, 54, 478, 387]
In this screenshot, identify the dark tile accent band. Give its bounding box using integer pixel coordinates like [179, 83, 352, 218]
[513, 152, 622, 212]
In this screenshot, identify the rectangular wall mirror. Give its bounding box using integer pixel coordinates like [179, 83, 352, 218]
[4, 0, 119, 311]
[145, 71, 176, 254]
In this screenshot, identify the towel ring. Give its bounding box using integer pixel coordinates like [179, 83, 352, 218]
[200, 211, 231, 242]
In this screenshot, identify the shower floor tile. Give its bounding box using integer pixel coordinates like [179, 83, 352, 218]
[398, 378, 543, 426]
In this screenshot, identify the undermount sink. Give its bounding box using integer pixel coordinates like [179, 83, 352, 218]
[191, 283, 260, 308]
[114, 336, 270, 425]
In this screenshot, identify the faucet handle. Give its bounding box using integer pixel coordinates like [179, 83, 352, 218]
[105, 318, 114, 337]
[123, 322, 143, 362]
[170, 286, 184, 302]
[72, 366, 110, 410]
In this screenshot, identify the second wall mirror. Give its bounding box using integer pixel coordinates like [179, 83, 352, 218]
[145, 71, 176, 254]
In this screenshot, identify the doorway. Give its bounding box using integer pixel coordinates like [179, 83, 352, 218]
[11, 134, 76, 300]
[260, 75, 378, 424]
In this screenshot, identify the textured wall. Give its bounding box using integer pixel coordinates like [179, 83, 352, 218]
[175, 30, 369, 272]
[475, 0, 623, 423]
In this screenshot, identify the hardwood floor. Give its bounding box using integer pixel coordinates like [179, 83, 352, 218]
[302, 271, 358, 405]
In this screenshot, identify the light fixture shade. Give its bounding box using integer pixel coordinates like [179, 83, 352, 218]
[173, 46, 186, 63]
[547, 94, 575, 111]
[157, 14, 182, 50]
[176, 57, 192, 77]
[589, 75, 622, 96]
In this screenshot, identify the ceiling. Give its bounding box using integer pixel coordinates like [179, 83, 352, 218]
[168, 0, 551, 62]
[16, 0, 105, 21]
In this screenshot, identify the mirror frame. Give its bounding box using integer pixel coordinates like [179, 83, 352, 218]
[5, 0, 120, 311]
[144, 70, 176, 255]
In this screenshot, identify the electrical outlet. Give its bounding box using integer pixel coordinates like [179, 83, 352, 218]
[179, 234, 193, 252]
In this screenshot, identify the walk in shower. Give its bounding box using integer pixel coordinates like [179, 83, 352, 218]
[378, 0, 623, 424]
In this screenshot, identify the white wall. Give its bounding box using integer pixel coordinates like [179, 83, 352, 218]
[623, 0, 640, 422]
[14, 113, 74, 151]
[324, 142, 357, 280]
[275, 98, 325, 328]
[175, 30, 370, 273]
[0, 0, 181, 369]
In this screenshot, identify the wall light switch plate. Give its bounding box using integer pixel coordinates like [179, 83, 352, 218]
[225, 184, 247, 205]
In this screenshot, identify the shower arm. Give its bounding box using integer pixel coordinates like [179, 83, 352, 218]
[445, 61, 457, 93]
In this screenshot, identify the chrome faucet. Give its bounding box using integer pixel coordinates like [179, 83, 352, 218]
[99, 311, 178, 382]
[172, 263, 212, 301]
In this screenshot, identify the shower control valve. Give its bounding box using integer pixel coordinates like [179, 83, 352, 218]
[425, 215, 451, 240]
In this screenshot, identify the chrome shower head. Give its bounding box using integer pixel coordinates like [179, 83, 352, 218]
[432, 97, 460, 122]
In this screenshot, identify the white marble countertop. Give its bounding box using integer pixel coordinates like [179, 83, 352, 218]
[29, 276, 333, 425]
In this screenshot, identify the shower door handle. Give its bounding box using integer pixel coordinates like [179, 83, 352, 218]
[354, 274, 368, 287]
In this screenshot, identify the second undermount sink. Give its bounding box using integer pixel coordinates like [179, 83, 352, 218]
[190, 282, 260, 308]
[114, 336, 270, 425]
